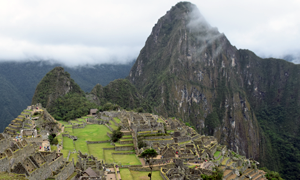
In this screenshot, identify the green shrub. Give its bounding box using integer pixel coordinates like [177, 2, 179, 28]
[111, 126, 123, 142]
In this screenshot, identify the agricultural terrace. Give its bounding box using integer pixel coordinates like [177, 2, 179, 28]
[58, 118, 141, 166]
[120, 169, 163, 180]
[73, 125, 111, 154]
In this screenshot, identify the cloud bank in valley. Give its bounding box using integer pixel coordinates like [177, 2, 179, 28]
[0, 0, 299, 66]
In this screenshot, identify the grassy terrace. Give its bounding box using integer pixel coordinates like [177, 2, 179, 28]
[147, 138, 173, 141]
[73, 125, 111, 154]
[64, 127, 73, 134]
[69, 153, 78, 163]
[57, 120, 70, 126]
[113, 154, 141, 165]
[113, 117, 121, 123]
[63, 137, 75, 151]
[87, 143, 114, 160]
[115, 142, 133, 146]
[123, 135, 132, 138]
[221, 157, 230, 165]
[70, 120, 83, 125]
[120, 169, 163, 180]
[167, 130, 174, 133]
[214, 151, 220, 158]
[57, 134, 63, 144]
[157, 118, 164, 123]
[109, 121, 119, 130]
[76, 118, 86, 122]
[179, 140, 191, 145]
[103, 150, 140, 165]
[51, 145, 57, 152]
[120, 139, 133, 141]
[81, 116, 90, 119]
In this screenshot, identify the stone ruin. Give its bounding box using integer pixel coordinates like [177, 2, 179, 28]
[0, 133, 75, 180]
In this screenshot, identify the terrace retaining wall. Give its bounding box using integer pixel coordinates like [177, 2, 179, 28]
[115, 146, 133, 151]
[128, 164, 174, 171]
[86, 140, 110, 144]
[54, 162, 75, 180]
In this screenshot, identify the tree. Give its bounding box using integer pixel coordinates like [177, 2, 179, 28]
[111, 126, 123, 142]
[139, 149, 158, 180]
[201, 167, 223, 180]
[48, 133, 58, 145]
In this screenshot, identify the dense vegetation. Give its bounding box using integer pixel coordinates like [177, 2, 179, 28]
[256, 105, 300, 179]
[201, 168, 223, 180]
[111, 126, 123, 142]
[260, 167, 284, 180]
[32, 67, 84, 108]
[0, 60, 133, 132]
[89, 79, 144, 111]
[49, 93, 96, 121]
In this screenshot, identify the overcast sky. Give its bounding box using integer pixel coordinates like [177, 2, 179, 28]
[0, 0, 299, 66]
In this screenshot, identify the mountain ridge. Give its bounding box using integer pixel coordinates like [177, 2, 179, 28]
[127, 2, 300, 179]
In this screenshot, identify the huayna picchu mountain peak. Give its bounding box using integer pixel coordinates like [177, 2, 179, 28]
[129, 0, 259, 161]
[128, 2, 300, 179]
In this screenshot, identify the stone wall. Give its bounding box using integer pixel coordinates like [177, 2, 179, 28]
[27, 162, 52, 180]
[54, 162, 75, 180]
[12, 143, 36, 165]
[48, 155, 64, 171]
[111, 152, 134, 155]
[128, 163, 175, 171]
[103, 111, 119, 118]
[100, 115, 111, 121]
[72, 123, 86, 129]
[107, 132, 112, 138]
[0, 138, 10, 152]
[174, 136, 190, 143]
[121, 131, 131, 136]
[115, 146, 133, 151]
[199, 168, 213, 176]
[86, 140, 110, 144]
[144, 136, 172, 140]
[87, 119, 108, 125]
[105, 124, 114, 132]
[160, 168, 169, 180]
[43, 151, 57, 162]
[120, 140, 133, 144]
[25, 137, 43, 143]
[145, 139, 175, 145]
[146, 158, 174, 166]
[0, 156, 9, 172]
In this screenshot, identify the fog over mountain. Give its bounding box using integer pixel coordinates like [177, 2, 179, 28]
[0, 0, 299, 66]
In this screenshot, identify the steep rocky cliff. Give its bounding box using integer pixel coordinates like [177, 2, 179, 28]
[128, 2, 300, 178]
[32, 67, 84, 108]
[129, 1, 260, 159]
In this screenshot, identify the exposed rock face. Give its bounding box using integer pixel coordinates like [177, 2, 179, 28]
[128, 2, 260, 160]
[31, 67, 83, 109]
[128, 2, 300, 178]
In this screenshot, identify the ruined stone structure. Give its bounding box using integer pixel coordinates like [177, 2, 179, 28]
[0, 133, 75, 180]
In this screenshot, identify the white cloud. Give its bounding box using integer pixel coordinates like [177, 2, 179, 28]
[0, 0, 299, 66]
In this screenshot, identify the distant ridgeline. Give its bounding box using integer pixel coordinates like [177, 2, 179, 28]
[0, 60, 134, 132]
